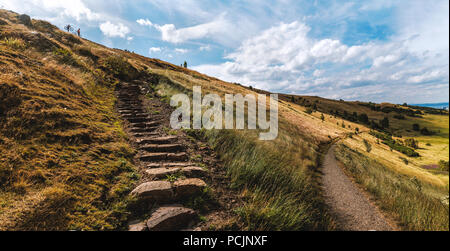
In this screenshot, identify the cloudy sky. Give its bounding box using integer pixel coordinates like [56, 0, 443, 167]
[1, 0, 448, 103]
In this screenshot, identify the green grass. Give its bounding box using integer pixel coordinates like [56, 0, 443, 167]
[335, 144, 449, 231]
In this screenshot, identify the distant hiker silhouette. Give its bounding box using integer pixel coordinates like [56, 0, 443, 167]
[77, 28, 81, 37]
[64, 24, 73, 32]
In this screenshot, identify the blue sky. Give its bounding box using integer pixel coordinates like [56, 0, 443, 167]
[1, 0, 448, 104]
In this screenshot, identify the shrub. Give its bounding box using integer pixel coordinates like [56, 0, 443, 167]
[420, 127, 434, 136]
[53, 48, 79, 66]
[103, 56, 139, 81]
[1, 37, 26, 50]
[412, 123, 420, 131]
[399, 157, 409, 165]
[305, 108, 313, 114]
[394, 114, 406, 120]
[405, 138, 419, 149]
[363, 139, 372, 153]
[439, 160, 449, 172]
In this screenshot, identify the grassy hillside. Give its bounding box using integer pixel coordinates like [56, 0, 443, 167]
[1, 9, 447, 231]
[0, 10, 143, 230]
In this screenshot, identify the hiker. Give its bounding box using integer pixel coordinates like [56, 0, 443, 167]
[65, 24, 71, 32]
[77, 28, 81, 37]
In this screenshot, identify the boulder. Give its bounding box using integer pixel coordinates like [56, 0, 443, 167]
[147, 206, 197, 231]
[18, 14, 32, 26]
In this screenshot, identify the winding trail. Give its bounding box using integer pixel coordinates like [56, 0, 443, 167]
[322, 145, 394, 231]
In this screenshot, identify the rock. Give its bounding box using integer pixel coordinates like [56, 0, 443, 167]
[131, 181, 173, 202]
[128, 221, 148, 231]
[173, 178, 207, 198]
[183, 167, 208, 178]
[145, 167, 180, 180]
[18, 14, 32, 26]
[147, 206, 197, 231]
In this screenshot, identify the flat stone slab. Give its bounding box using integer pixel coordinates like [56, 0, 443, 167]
[131, 181, 173, 201]
[173, 178, 207, 198]
[128, 221, 148, 231]
[145, 167, 181, 180]
[137, 136, 178, 145]
[146, 162, 194, 169]
[147, 206, 197, 231]
[140, 144, 184, 152]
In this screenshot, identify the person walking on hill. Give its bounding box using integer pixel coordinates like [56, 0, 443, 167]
[77, 28, 81, 37]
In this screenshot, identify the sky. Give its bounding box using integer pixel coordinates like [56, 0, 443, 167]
[0, 0, 448, 104]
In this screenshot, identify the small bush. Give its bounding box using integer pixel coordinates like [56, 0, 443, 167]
[1, 37, 26, 50]
[53, 48, 79, 66]
[363, 139, 372, 153]
[405, 138, 419, 149]
[439, 160, 449, 172]
[399, 157, 409, 165]
[103, 56, 139, 81]
[304, 108, 313, 114]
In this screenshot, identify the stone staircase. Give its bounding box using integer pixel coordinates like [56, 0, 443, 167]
[116, 82, 208, 231]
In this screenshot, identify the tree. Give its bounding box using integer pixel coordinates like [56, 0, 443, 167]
[358, 113, 369, 124]
[183, 61, 188, 68]
[380, 117, 390, 129]
[320, 113, 325, 122]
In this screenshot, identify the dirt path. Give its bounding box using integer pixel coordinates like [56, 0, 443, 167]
[322, 145, 394, 231]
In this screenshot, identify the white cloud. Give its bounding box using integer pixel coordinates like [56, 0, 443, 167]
[175, 48, 188, 54]
[136, 18, 153, 27]
[138, 14, 233, 44]
[199, 45, 211, 51]
[149, 47, 162, 54]
[99, 21, 130, 38]
[1, 0, 101, 22]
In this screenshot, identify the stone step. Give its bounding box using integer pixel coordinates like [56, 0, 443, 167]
[131, 181, 173, 202]
[122, 113, 150, 119]
[128, 221, 148, 231]
[146, 162, 194, 169]
[117, 106, 143, 110]
[118, 109, 145, 114]
[146, 206, 197, 231]
[145, 166, 207, 180]
[130, 127, 158, 133]
[132, 132, 160, 138]
[140, 152, 188, 162]
[145, 167, 181, 180]
[173, 178, 207, 199]
[128, 117, 152, 124]
[136, 136, 178, 145]
[131, 121, 160, 128]
[131, 179, 207, 202]
[140, 144, 184, 153]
